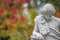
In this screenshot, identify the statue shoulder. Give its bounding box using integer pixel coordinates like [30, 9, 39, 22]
[52, 16, 60, 24]
[34, 15, 43, 24]
[34, 15, 42, 21]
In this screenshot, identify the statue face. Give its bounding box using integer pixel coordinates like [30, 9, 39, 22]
[40, 4, 56, 21]
[43, 11, 52, 21]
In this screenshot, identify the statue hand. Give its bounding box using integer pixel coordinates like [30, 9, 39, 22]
[37, 33, 44, 40]
[31, 32, 44, 40]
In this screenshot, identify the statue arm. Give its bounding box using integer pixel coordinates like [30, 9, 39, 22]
[40, 25, 50, 36]
[32, 15, 41, 34]
[32, 15, 40, 35]
[49, 26, 60, 36]
[31, 24, 44, 40]
[31, 16, 44, 40]
[48, 32, 60, 40]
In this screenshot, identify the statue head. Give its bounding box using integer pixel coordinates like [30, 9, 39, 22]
[40, 3, 56, 21]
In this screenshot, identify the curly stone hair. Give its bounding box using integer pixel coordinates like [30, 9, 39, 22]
[40, 3, 56, 15]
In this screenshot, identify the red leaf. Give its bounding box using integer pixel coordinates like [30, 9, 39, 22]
[4, 0, 11, 4]
[20, 13, 25, 21]
[15, 0, 21, 5]
[9, 8, 17, 19]
[0, 8, 4, 15]
[4, 0, 12, 9]
[22, 0, 30, 4]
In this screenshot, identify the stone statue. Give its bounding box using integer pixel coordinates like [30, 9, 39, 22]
[31, 3, 60, 40]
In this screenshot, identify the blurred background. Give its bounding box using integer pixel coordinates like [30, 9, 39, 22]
[0, 0, 60, 40]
